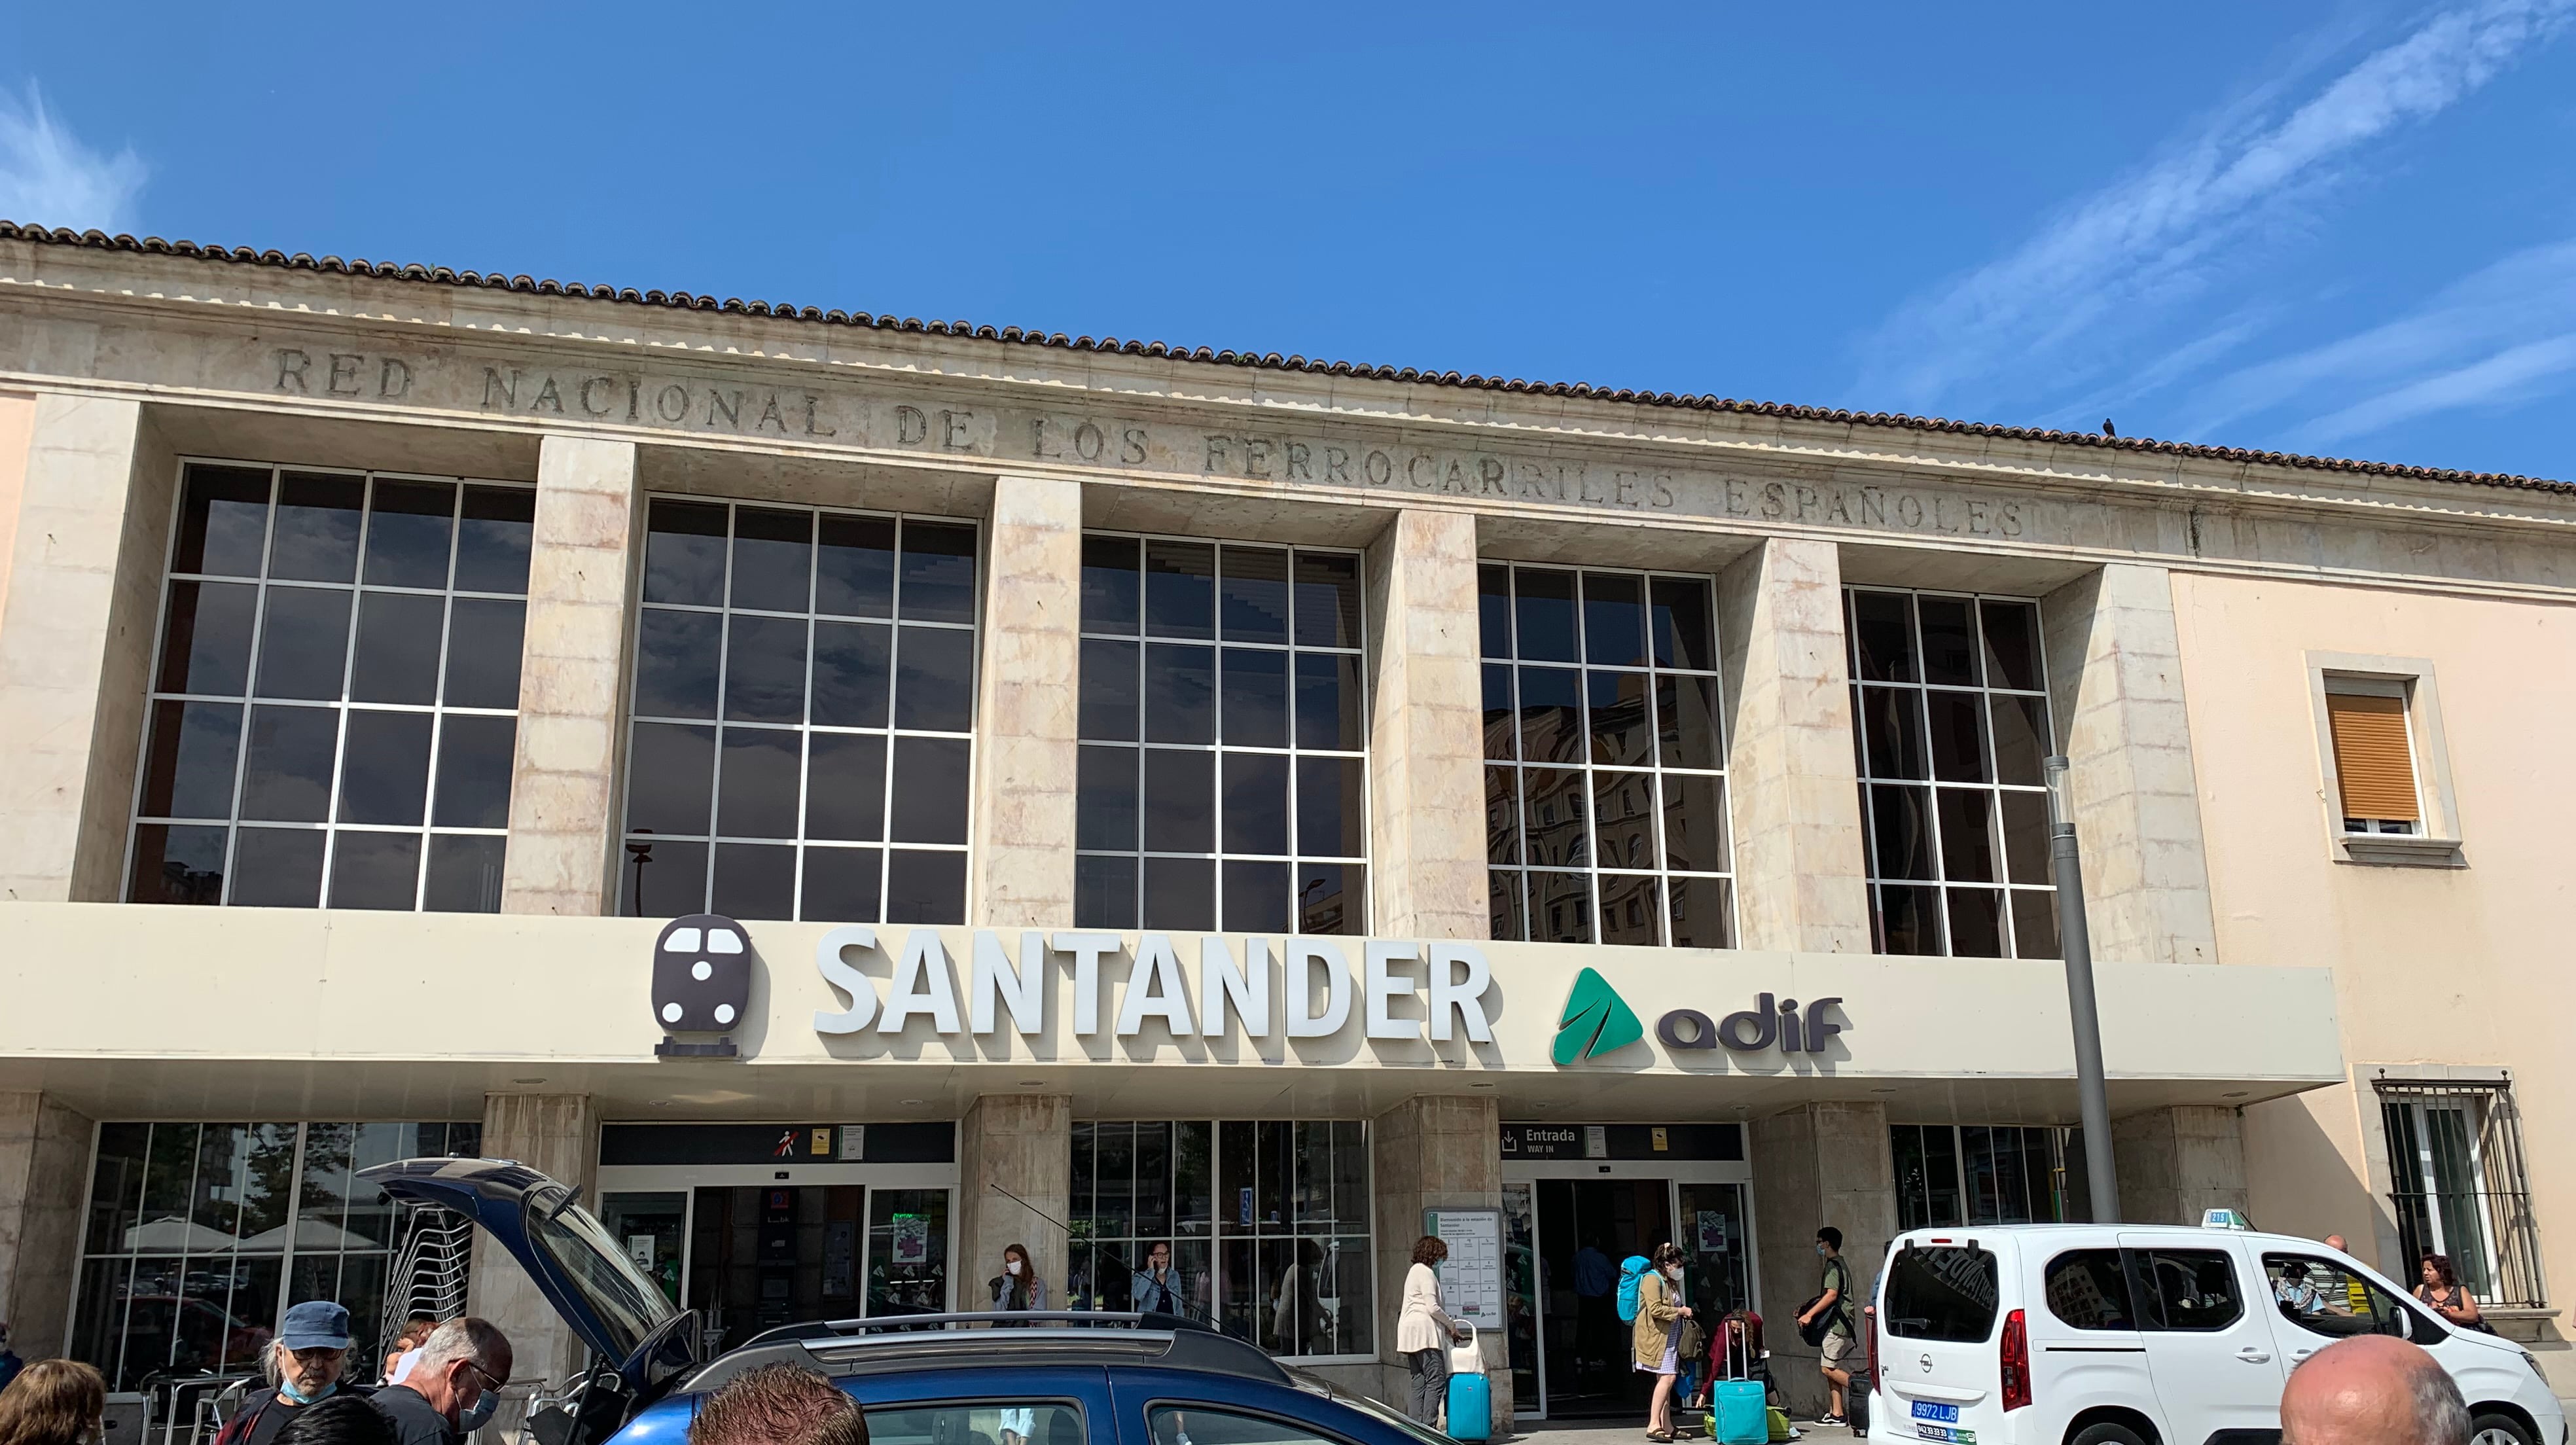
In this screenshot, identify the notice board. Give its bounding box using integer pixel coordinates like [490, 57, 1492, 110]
[1422, 1206, 1505, 1327]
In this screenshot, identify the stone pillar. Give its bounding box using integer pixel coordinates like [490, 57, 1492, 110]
[1363, 510, 1486, 939]
[2040, 565, 2219, 967]
[956, 1094, 1072, 1308]
[469, 1094, 600, 1387]
[501, 437, 641, 916]
[1717, 538, 1872, 952]
[1751, 1102, 1895, 1418]
[1371, 1096, 1503, 1418]
[0, 1091, 94, 1359]
[968, 476, 1082, 928]
[2113, 1105, 2248, 1226]
[0, 394, 177, 902]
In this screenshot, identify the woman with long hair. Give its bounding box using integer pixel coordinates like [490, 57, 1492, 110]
[0, 1359, 105, 1445]
[1396, 1235, 1470, 1429]
[991, 1241, 1050, 1317]
[2416, 1253, 2485, 1328]
[1631, 1242, 1694, 1442]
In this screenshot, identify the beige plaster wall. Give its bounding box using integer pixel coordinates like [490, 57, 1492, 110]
[0, 1090, 92, 1358]
[0, 392, 35, 616]
[2174, 571, 2576, 1341]
[968, 477, 1082, 928]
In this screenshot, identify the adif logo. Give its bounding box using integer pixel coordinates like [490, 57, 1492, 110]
[1553, 967, 1644, 1065]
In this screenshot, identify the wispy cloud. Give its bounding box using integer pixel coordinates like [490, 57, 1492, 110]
[2175, 238, 2576, 449]
[1855, 0, 2575, 421]
[0, 84, 147, 233]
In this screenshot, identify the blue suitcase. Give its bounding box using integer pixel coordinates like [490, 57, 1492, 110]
[1445, 1368, 1491, 1442]
[1713, 1380, 1767, 1445]
[1445, 1324, 1491, 1442]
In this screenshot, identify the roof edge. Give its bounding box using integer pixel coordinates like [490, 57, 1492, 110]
[3, 222, 2565, 495]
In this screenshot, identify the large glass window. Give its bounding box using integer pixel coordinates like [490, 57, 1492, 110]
[1480, 563, 1733, 946]
[1891, 1123, 2080, 1231]
[1074, 537, 1368, 934]
[128, 463, 533, 910]
[620, 500, 979, 923]
[1067, 1120, 1372, 1360]
[70, 1120, 480, 1391]
[1847, 587, 2056, 957]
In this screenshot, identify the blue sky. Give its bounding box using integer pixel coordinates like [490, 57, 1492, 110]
[4, 1, 2572, 479]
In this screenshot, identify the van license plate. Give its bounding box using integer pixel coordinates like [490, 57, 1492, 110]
[1911, 1402, 1960, 1423]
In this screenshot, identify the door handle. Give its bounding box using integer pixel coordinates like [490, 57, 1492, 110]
[2289, 1347, 2316, 1362]
[2237, 1347, 2272, 1363]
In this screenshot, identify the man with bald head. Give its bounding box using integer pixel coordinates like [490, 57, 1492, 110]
[2281, 1334, 2467, 1445]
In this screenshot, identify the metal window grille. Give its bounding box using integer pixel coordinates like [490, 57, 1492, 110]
[2378, 1080, 2547, 1308]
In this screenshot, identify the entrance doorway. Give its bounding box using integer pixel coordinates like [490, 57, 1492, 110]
[594, 1122, 959, 1355]
[1500, 1124, 1757, 1421]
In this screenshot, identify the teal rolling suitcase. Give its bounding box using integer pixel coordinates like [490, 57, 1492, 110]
[1445, 1323, 1491, 1442]
[1714, 1381, 1767, 1445]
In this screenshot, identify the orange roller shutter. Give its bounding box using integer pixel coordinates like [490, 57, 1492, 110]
[2327, 692, 2420, 822]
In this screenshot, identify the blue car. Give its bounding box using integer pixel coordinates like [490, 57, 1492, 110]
[359, 1159, 1449, 1445]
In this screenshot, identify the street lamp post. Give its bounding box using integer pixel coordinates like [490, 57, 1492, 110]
[2045, 755, 2121, 1224]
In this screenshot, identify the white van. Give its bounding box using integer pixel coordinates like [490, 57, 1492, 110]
[1864, 1222, 2564, 1445]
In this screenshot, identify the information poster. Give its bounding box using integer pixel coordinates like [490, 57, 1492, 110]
[893, 1211, 929, 1264]
[1423, 1207, 1505, 1327]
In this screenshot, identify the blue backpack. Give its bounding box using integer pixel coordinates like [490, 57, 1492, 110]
[1616, 1255, 1653, 1321]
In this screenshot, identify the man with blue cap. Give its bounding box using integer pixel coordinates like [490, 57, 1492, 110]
[214, 1302, 367, 1445]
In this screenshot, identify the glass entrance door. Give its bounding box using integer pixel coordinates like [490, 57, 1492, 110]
[1535, 1177, 1673, 1419]
[588, 1186, 951, 1354]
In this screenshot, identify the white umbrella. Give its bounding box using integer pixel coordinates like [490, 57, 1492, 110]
[122, 1216, 238, 1252]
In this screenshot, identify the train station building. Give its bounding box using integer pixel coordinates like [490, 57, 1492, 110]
[0, 223, 2564, 1416]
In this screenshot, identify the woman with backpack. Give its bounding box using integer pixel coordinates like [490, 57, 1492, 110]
[1631, 1243, 1694, 1442]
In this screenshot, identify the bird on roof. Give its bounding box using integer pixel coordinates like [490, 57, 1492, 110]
[2103, 419, 2118, 437]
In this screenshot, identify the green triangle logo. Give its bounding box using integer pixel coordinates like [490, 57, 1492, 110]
[1553, 967, 1644, 1065]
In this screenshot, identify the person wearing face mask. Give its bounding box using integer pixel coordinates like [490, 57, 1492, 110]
[1797, 1228, 1855, 1428]
[372, 1318, 510, 1445]
[1132, 1241, 1186, 1319]
[990, 1243, 1050, 1322]
[214, 1302, 369, 1445]
[1632, 1243, 1694, 1442]
[1397, 1236, 1473, 1429]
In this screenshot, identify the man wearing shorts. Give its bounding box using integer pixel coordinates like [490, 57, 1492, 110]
[1798, 1226, 1856, 1427]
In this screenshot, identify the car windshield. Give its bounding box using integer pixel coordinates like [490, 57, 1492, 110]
[523, 1183, 677, 1361]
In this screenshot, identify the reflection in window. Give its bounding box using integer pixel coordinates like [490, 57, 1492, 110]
[68, 1120, 481, 1390]
[128, 463, 532, 911]
[620, 500, 979, 923]
[1074, 537, 1368, 933]
[1480, 563, 1734, 946]
[1847, 588, 2056, 957]
[1892, 1123, 2081, 1230]
[1067, 1120, 1372, 1359]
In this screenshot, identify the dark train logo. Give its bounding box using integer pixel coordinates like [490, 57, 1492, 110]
[652, 913, 753, 1033]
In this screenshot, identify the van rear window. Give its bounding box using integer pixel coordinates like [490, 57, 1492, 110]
[1884, 1244, 2001, 1343]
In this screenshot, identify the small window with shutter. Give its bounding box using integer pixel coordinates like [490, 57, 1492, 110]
[2325, 682, 2420, 835]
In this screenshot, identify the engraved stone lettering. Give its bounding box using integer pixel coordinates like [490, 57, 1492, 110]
[655, 385, 689, 423]
[580, 376, 617, 416]
[1245, 436, 1272, 479]
[481, 367, 519, 409]
[757, 393, 791, 433]
[1478, 457, 1505, 495]
[1364, 450, 1393, 486]
[708, 389, 742, 428]
[531, 376, 565, 413]
[804, 393, 834, 437]
[1897, 494, 1923, 527]
[1073, 421, 1105, 461]
[327, 353, 365, 397]
[1406, 454, 1434, 488]
[939, 409, 973, 450]
[896, 405, 929, 445]
[1324, 447, 1351, 484]
[377, 357, 412, 399]
[1287, 441, 1312, 480]
[275, 349, 312, 393]
[1122, 428, 1148, 464]
[626, 378, 641, 421]
[1205, 435, 1230, 472]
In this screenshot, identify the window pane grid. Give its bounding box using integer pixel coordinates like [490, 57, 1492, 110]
[126, 463, 531, 914]
[620, 499, 978, 924]
[1480, 563, 1735, 948]
[1068, 1119, 1373, 1359]
[1074, 535, 1368, 935]
[1847, 587, 2056, 959]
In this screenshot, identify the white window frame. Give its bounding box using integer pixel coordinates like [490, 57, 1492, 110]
[2304, 652, 2463, 867]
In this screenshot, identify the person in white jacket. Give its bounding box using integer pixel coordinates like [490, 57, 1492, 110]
[1397, 1235, 1472, 1427]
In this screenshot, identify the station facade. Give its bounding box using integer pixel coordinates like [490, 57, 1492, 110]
[0, 224, 2565, 1414]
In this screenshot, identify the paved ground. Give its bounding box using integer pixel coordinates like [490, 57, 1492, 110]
[1497, 1416, 1862, 1445]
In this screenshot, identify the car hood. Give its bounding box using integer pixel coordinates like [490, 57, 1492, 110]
[358, 1156, 699, 1391]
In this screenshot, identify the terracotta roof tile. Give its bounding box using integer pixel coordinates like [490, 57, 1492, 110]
[3, 222, 2565, 495]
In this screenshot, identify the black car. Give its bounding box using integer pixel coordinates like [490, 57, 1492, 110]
[359, 1159, 1450, 1445]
